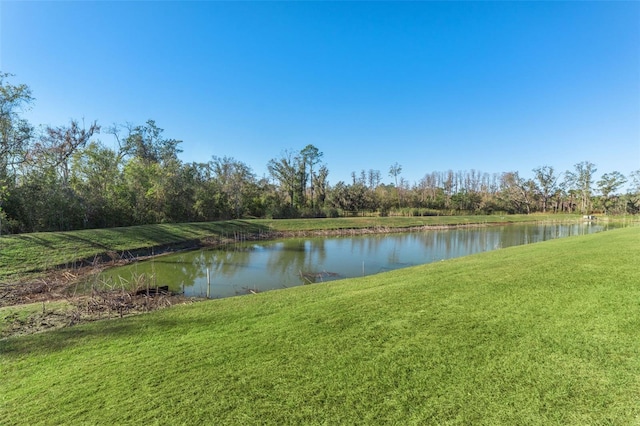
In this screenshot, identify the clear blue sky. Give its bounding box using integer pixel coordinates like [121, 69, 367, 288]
[1, 1, 638, 186]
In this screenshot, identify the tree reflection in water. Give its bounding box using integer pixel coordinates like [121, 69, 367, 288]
[95, 222, 621, 299]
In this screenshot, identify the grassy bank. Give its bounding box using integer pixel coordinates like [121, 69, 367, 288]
[1, 226, 638, 424]
[0, 214, 578, 281]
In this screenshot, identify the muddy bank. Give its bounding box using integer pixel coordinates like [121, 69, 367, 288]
[1, 291, 195, 339]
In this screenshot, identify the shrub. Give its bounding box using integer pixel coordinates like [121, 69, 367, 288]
[323, 207, 340, 218]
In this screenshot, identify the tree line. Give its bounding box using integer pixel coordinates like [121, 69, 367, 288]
[1, 73, 638, 234]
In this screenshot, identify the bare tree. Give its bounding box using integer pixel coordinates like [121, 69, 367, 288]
[31, 119, 100, 186]
[367, 169, 381, 189]
[500, 171, 534, 214]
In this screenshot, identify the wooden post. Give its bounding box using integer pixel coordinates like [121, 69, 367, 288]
[206, 268, 211, 299]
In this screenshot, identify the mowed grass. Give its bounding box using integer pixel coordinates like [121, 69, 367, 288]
[1, 226, 638, 425]
[0, 214, 573, 281]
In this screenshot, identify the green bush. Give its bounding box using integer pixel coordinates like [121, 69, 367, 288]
[323, 207, 340, 218]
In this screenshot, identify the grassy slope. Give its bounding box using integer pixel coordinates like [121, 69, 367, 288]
[1, 226, 638, 425]
[0, 214, 574, 281]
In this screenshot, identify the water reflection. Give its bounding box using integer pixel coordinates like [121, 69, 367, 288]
[94, 222, 622, 298]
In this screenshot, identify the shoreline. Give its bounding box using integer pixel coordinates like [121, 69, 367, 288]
[0, 218, 629, 339]
[0, 218, 618, 307]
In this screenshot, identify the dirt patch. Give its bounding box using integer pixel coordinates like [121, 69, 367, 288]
[1, 305, 74, 338]
[1, 287, 196, 339]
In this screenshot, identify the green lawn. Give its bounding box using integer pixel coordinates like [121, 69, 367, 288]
[0, 214, 576, 281]
[1, 226, 638, 425]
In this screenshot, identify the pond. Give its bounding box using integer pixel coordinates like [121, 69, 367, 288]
[92, 221, 623, 298]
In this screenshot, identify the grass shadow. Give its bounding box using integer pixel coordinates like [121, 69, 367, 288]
[0, 315, 183, 358]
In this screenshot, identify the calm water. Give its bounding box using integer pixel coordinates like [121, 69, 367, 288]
[94, 222, 622, 298]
